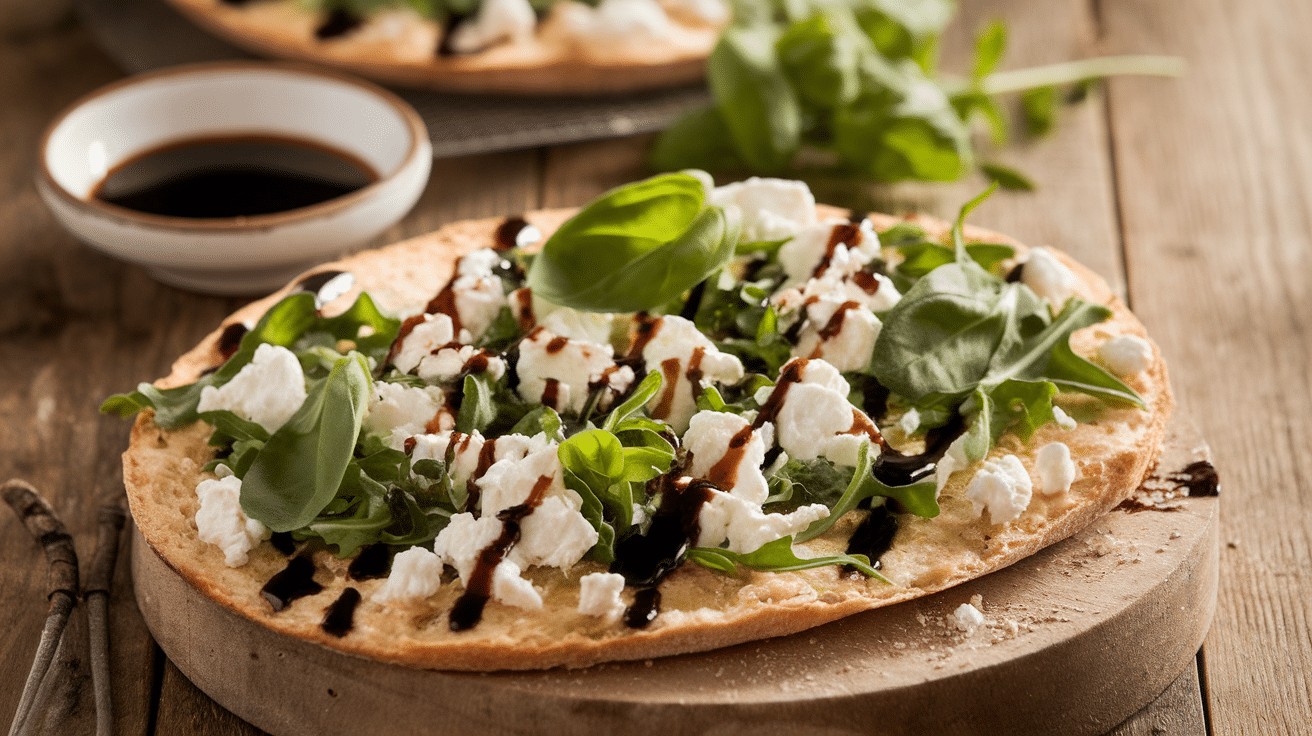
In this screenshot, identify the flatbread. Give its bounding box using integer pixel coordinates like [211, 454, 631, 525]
[122, 206, 1172, 671]
[164, 0, 720, 94]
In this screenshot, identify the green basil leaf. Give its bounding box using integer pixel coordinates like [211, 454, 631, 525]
[709, 24, 802, 171]
[648, 106, 746, 173]
[559, 429, 626, 495]
[776, 10, 862, 107]
[239, 353, 371, 532]
[510, 405, 566, 443]
[526, 173, 739, 313]
[622, 445, 675, 483]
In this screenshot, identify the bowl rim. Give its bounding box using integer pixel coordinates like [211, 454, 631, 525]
[37, 59, 429, 233]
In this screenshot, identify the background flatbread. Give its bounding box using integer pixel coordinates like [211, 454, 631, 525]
[164, 0, 718, 94]
[122, 207, 1172, 670]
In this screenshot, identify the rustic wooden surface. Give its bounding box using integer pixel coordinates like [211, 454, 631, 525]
[1, 0, 1307, 733]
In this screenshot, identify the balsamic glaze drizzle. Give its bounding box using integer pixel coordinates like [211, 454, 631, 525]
[315, 8, 362, 39]
[1173, 460, 1220, 497]
[347, 543, 391, 580]
[624, 588, 662, 629]
[260, 555, 323, 612]
[269, 532, 297, 557]
[321, 587, 361, 638]
[845, 505, 898, 570]
[216, 322, 248, 360]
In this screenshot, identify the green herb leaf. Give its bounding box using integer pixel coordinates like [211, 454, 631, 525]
[240, 353, 371, 533]
[455, 373, 498, 434]
[972, 21, 1007, 81]
[526, 173, 740, 313]
[1022, 85, 1058, 136]
[602, 370, 664, 432]
[708, 24, 803, 171]
[688, 536, 889, 581]
[980, 161, 1036, 192]
[647, 106, 745, 173]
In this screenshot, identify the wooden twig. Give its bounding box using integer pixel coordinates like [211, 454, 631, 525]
[2, 479, 80, 736]
[85, 502, 126, 736]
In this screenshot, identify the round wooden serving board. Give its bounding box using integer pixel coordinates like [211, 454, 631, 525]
[132, 416, 1217, 736]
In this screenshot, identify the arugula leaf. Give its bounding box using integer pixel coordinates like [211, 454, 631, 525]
[239, 353, 371, 532]
[455, 373, 498, 434]
[559, 429, 635, 530]
[795, 441, 938, 544]
[688, 536, 889, 581]
[526, 172, 740, 313]
[602, 371, 664, 432]
[980, 162, 1036, 192]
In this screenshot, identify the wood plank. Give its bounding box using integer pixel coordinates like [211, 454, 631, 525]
[541, 136, 652, 207]
[1107, 657, 1208, 736]
[1099, 0, 1312, 732]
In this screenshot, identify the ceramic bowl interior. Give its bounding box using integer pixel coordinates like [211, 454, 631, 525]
[39, 62, 431, 294]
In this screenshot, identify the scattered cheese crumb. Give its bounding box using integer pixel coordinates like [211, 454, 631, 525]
[953, 603, 985, 633]
[1097, 334, 1154, 376]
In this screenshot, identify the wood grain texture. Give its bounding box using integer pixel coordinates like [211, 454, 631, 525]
[1098, 0, 1312, 731]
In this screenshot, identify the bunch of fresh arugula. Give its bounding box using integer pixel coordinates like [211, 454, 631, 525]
[650, 0, 1181, 188]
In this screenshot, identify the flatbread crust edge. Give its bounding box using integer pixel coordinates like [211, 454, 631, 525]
[165, 0, 716, 95]
[122, 207, 1172, 671]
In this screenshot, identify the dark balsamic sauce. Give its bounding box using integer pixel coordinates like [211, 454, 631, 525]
[216, 322, 249, 360]
[679, 278, 708, 321]
[845, 505, 898, 570]
[321, 587, 361, 637]
[296, 270, 354, 307]
[1005, 263, 1025, 283]
[812, 223, 863, 279]
[494, 216, 540, 250]
[315, 7, 363, 38]
[269, 532, 297, 556]
[610, 474, 715, 595]
[853, 374, 891, 421]
[94, 135, 375, 218]
[623, 588, 662, 629]
[260, 555, 323, 612]
[347, 543, 391, 580]
[1173, 460, 1220, 497]
[437, 13, 471, 56]
[871, 411, 967, 487]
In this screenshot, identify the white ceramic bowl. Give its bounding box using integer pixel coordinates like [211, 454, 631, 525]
[38, 61, 431, 295]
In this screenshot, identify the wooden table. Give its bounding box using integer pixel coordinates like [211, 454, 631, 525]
[1, 0, 1308, 733]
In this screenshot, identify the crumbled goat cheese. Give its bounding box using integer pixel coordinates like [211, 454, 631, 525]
[1097, 334, 1154, 376]
[411, 431, 487, 489]
[196, 343, 307, 434]
[392, 313, 461, 374]
[515, 495, 599, 569]
[965, 455, 1034, 524]
[559, 0, 674, 42]
[935, 434, 970, 493]
[477, 437, 568, 516]
[792, 298, 882, 373]
[696, 489, 829, 554]
[752, 359, 875, 467]
[1021, 247, 1078, 307]
[953, 602, 986, 632]
[777, 219, 881, 288]
[448, 0, 536, 53]
[898, 408, 921, 436]
[685, 411, 773, 504]
[417, 344, 507, 385]
[1053, 405, 1077, 430]
[433, 513, 545, 611]
[1036, 442, 1077, 496]
[363, 381, 448, 450]
[194, 474, 269, 567]
[449, 273, 506, 343]
[710, 177, 817, 243]
[516, 327, 632, 414]
[577, 572, 628, 621]
[639, 316, 744, 433]
[661, 0, 728, 24]
[537, 304, 616, 345]
[372, 546, 443, 604]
